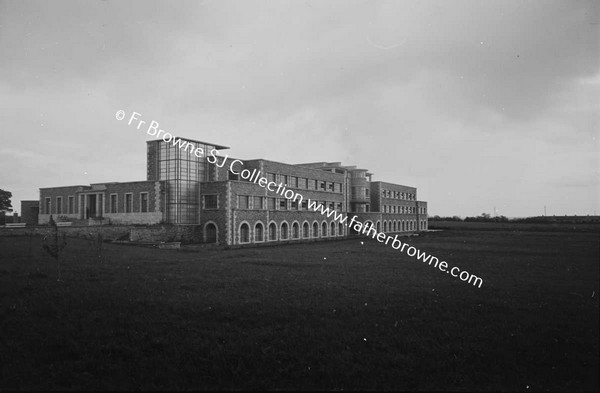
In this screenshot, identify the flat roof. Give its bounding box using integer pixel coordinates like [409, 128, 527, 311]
[295, 162, 370, 172]
[147, 137, 229, 150]
[371, 180, 416, 188]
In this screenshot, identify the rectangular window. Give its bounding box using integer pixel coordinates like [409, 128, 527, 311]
[328, 202, 334, 210]
[301, 201, 308, 210]
[125, 193, 133, 213]
[110, 194, 118, 213]
[290, 176, 298, 187]
[281, 175, 288, 185]
[45, 197, 51, 214]
[335, 183, 342, 193]
[328, 182, 334, 191]
[307, 179, 314, 190]
[336, 203, 342, 211]
[253, 196, 263, 210]
[68, 196, 74, 214]
[140, 192, 149, 213]
[267, 172, 276, 182]
[279, 199, 287, 210]
[320, 181, 326, 191]
[56, 197, 62, 214]
[291, 200, 298, 209]
[299, 178, 307, 189]
[203, 195, 218, 209]
[238, 195, 249, 209]
[267, 197, 276, 210]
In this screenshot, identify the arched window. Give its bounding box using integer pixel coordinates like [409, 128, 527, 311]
[303, 222, 310, 238]
[205, 223, 217, 243]
[322, 222, 328, 237]
[376, 221, 381, 232]
[269, 222, 277, 241]
[402, 220, 405, 231]
[338, 222, 343, 236]
[312, 222, 319, 238]
[240, 223, 250, 243]
[330, 222, 336, 237]
[254, 222, 263, 242]
[393, 221, 397, 232]
[281, 222, 288, 240]
[384, 221, 388, 232]
[292, 222, 300, 239]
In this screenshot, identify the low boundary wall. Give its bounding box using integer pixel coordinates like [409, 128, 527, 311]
[129, 226, 202, 244]
[0, 224, 205, 244]
[0, 225, 131, 241]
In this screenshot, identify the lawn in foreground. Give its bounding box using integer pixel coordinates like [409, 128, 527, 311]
[0, 229, 598, 390]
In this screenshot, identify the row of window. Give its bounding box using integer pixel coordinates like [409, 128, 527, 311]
[382, 189, 415, 200]
[262, 173, 343, 193]
[43, 193, 150, 215]
[381, 219, 428, 232]
[44, 196, 76, 215]
[109, 193, 149, 213]
[239, 220, 345, 243]
[382, 205, 426, 214]
[202, 194, 344, 212]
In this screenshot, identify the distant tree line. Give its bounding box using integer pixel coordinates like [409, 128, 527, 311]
[429, 213, 599, 224]
[429, 213, 509, 222]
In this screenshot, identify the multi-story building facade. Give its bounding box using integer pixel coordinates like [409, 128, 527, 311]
[37, 138, 428, 245]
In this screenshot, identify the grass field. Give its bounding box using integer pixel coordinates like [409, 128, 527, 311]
[0, 228, 598, 390]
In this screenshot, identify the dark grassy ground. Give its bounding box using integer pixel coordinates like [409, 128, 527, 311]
[0, 229, 598, 391]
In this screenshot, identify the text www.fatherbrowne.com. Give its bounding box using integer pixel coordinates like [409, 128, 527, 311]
[306, 201, 483, 288]
[116, 109, 483, 289]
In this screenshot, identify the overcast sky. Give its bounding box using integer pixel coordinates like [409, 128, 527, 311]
[1, 0, 598, 217]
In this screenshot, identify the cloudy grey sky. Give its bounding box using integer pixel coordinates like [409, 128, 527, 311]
[1, 0, 598, 217]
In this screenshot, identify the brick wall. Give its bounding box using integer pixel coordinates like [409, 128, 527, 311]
[146, 141, 159, 181]
[199, 181, 230, 244]
[39, 181, 163, 225]
[129, 225, 202, 244]
[39, 186, 86, 217]
[104, 181, 161, 214]
[104, 212, 163, 225]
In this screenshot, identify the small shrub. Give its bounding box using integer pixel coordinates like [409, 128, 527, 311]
[42, 219, 67, 281]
